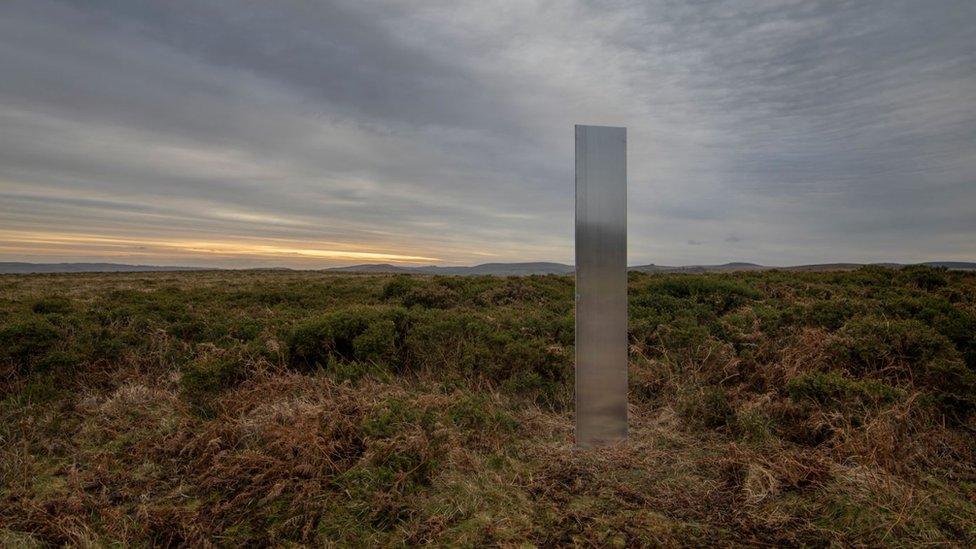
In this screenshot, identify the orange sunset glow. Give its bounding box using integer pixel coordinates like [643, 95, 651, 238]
[0, 230, 442, 265]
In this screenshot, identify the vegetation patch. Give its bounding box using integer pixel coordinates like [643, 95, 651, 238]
[787, 371, 905, 407]
[1, 268, 975, 546]
[287, 306, 406, 372]
[677, 384, 735, 431]
[31, 296, 73, 315]
[0, 317, 63, 374]
[179, 350, 250, 408]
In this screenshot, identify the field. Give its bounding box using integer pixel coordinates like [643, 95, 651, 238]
[2, 267, 975, 546]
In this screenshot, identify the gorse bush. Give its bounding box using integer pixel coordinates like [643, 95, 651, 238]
[880, 295, 976, 368]
[285, 305, 573, 404]
[287, 306, 407, 371]
[787, 371, 905, 408]
[796, 299, 862, 331]
[897, 264, 949, 291]
[400, 283, 460, 309]
[833, 316, 953, 375]
[179, 350, 250, 413]
[918, 358, 976, 420]
[640, 276, 760, 314]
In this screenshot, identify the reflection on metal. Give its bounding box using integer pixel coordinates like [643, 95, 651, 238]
[575, 124, 628, 447]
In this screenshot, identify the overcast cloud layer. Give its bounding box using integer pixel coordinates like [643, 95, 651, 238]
[1, 0, 974, 267]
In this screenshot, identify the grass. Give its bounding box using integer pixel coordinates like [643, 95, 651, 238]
[0, 267, 974, 545]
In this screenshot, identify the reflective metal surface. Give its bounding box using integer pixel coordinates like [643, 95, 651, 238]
[575, 124, 628, 447]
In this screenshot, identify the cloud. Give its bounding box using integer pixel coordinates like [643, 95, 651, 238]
[0, 0, 973, 267]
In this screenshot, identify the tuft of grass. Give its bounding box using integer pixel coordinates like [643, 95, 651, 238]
[677, 385, 735, 430]
[735, 407, 776, 444]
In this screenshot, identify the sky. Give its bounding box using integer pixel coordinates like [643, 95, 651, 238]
[1, 0, 974, 268]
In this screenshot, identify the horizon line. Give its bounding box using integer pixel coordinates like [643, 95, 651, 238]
[3, 259, 975, 273]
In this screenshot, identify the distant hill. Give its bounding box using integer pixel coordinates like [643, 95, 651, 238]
[322, 263, 416, 274]
[630, 262, 766, 274]
[4, 261, 974, 275]
[921, 261, 976, 270]
[325, 262, 575, 276]
[778, 263, 865, 272]
[0, 262, 210, 274]
[755, 262, 976, 273]
[330, 261, 976, 275]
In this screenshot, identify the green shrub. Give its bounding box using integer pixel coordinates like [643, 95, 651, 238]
[0, 317, 62, 373]
[787, 371, 904, 407]
[400, 309, 571, 403]
[485, 326, 570, 404]
[401, 284, 460, 309]
[5, 268, 976, 545]
[180, 353, 247, 405]
[753, 304, 789, 333]
[231, 318, 263, 341]
[849, 265, 897, 287]
[502, 369, 569, 407]
[660, 316, 714, 351]
[362, 398, 436, 438]
[882, 296, 976, 369]
[382, 277, 463, 308]
[88, 326, 126, 361]
[477, 279, 545, 306]
[166, 315, 234, 343]
[834, 317, 952, 375]
[247, 288, 307, 306]
[352, 319, 397, 364]
[401, 309, 493, 374]
[12, 372, 65, 404]
[447, 394, 518, 434]
[287, 306, 406, 371]
[915, 358, 976, 420]
[33, 350, 83, 373]
[327, 360, 392, 382]
[346, 398, 446, 528]
[381, 275, 417, 301]
[898, 265, 948, 291]
[31, 297, 72, 315]
[495, 337, 567, 383]
[336, 438, 440, 528]
[643, 276, 760, 313]
[800, 300, 861, 331]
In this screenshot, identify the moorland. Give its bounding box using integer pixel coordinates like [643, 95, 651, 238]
[1, 267, 975, 546]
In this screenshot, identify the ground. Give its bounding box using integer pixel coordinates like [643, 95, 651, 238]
[1, 267, 975, 546]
